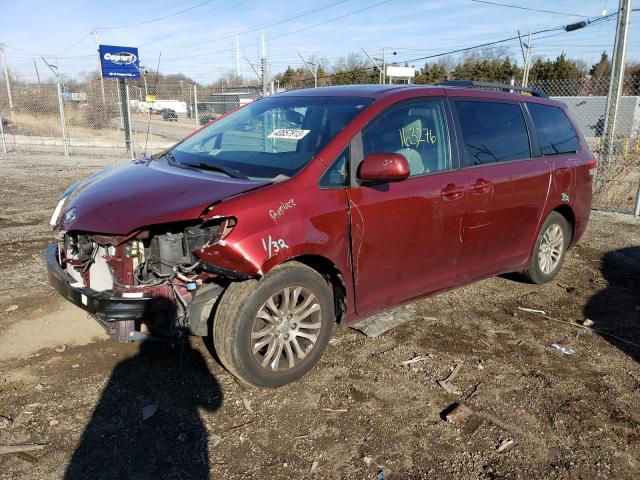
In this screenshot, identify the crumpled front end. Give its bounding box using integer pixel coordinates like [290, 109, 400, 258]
[46, 217, 246, 342]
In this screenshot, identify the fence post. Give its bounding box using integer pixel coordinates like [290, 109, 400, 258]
[634, 181, 640, 218]
[0, 115, 7, 154]
[120, 82, 134, 160]
[193, 84, 199, 128]
[56, 77, 69, 157]
[116, 83, 124, 129]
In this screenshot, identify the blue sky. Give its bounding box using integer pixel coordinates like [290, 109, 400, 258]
[1, 0, 638, 83]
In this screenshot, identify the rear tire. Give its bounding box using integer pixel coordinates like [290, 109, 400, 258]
[523, 212, 571, 284]
[212, 262, 334, 388]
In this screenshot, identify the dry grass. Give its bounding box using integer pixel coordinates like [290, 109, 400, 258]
[594, 154, 640, 213]
[5, 111, 153, 143]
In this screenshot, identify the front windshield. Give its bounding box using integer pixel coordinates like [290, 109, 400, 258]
[171, 95, 372, 180]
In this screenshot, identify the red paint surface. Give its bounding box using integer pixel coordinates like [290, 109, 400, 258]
[63, 85, 594, 324]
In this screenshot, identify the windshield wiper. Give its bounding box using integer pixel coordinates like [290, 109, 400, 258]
[182, 162, 249, 179]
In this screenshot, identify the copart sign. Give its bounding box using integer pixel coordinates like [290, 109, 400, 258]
[99, 45, 140, 79]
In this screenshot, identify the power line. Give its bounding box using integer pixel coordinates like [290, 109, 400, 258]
[14, 0, 220, 59]
[54, 31, 94, 56]
[395, 11, 618, 66]
[95, 0, 218, 30]
[269, 0, 393, 42]
[148, 0, 390, 63]
[151, 0, 352, 52]
[470, 0, 591, 18]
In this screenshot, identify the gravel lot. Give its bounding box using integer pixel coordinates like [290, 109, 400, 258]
[1, 152, 639, 479]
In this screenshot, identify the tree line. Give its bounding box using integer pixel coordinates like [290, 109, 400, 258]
[274, 49, 640, 96]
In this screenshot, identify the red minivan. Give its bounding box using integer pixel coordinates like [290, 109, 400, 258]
[46, 81, 595, 387]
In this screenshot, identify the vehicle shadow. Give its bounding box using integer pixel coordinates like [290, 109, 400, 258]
[63, 336, 223, 479]
[584, 246, 640, 363]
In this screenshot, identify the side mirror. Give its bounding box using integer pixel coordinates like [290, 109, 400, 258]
[358, 153, 410, 183]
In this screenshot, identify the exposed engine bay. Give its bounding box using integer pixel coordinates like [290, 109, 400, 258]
[57, 218, 237, 341]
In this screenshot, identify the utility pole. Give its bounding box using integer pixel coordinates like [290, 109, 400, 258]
[518, 30, 533, 87]
[236, 36, 241, 78]
[601, 0, 632, 167]
[140, 66, 148, 97]
[33, 58, 41, 93]
[362, 48, 383, 84]
[93, 31, 106, 105]
[41, 57, 69, 156]
[381, 47, 386, 84]
[260, 31, 268, 96]
[298, 52, 318, 88]
[193, 83, 199, 127]
[0, 45, 15, 121]
[245, 58, 262, 82]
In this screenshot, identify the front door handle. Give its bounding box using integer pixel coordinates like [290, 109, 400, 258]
[470, 178, 493, 195]
[441, 183, 465, 201]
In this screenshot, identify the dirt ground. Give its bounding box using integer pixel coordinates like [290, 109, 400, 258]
[0, 152, 639, 479]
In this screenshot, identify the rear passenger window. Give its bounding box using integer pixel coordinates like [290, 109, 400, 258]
[362, 100, 451, 176]
[455, 101, 531, 166]
[527, 103, 580, 155]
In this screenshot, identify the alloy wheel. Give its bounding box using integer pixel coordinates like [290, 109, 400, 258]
[251, 286, 322, 371]
[538, 223, 564, 275]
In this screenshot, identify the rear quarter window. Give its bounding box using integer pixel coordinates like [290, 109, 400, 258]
[527, 103, 580, 155]
[455, 100, 531, 167]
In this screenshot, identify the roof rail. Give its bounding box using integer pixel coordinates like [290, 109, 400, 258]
[437, 80, 549, 98]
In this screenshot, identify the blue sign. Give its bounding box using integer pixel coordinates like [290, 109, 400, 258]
[99, 45, 140, 79]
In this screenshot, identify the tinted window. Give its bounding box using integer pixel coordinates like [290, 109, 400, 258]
[362, 100, 450, 176]
[319, 147, 350, 187]
[455, 101, 531, 166]
[527, 103, 580, 155]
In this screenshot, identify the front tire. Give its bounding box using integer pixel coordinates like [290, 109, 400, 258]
[523, 212, 571, 284]
[212, 262, 334, 388]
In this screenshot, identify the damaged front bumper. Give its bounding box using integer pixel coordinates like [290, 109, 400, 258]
[45, 243, 150, 341]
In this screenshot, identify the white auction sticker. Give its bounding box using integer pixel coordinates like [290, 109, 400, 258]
[267, 128, 310, 140]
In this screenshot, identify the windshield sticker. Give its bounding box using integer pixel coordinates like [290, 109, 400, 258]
[269, 198, 296, 222]
[267, 128, 310, 140]
[399, 127, 437, 148]
[261, 235, 289, 257]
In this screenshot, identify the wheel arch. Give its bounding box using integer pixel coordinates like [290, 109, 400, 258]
[552, 204, 576, 246]
[286, 254, 347, 325]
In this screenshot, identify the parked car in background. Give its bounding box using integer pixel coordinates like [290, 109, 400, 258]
[46, 82, 595, 388]
[162, 109, 178, 121]
[199, 114, 217, 125]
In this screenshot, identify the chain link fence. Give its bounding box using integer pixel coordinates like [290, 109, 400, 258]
[527, 77, 640, 215]
[0, 78, 261, 157]
[1, 72, 638, 215]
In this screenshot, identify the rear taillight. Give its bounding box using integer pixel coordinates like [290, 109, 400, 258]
[587, 159, 597, 176]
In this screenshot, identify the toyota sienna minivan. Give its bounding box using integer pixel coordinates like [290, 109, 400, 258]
[47, 81, 595, 387]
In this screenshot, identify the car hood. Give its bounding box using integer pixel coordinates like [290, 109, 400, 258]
[59, 160, 269, 234]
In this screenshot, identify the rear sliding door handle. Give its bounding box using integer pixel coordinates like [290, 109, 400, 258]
[441, 183, 465, 201]
[470, 178, 493, 195]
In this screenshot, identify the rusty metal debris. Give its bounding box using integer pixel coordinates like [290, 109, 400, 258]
[445, 403, 474, 423]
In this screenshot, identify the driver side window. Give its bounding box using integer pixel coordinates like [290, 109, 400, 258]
[362, 100, 451, 177]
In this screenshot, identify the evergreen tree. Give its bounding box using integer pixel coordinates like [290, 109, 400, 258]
[589, 51, 611, 78]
